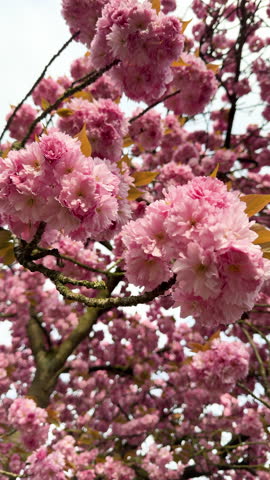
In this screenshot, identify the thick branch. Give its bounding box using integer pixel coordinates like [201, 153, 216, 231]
[27, 311, 47, 365]
[14, 234, 176, 309]
[88, 364, 133, 377]
[52, 274, 176, 309]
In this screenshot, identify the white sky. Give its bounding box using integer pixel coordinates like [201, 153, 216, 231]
[0, 0, 192, 135]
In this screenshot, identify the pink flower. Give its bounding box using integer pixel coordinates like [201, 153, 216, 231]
[190, 339, 250, 393]
[173, 243, 221, 300]
[165, 53, 218, 115]
[32, 77, 64, 107]
[62, 0, 108, 47]
[6, 104, 42, 142]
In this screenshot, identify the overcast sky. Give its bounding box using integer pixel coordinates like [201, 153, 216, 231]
[0, 0, 192, 135]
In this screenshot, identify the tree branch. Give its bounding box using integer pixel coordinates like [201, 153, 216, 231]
[129, 89, 181, 124]
[19, 59, 120, 147]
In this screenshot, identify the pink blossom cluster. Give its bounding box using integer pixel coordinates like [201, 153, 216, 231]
[70, 55, 123, 101]
[198, 149, 237, 176]
[90, 0, 184, 102]
[210, 109, 229, 131]
[221, 77, 251, 101]
[6, 104, 42, 142]
[129, 109, 163, 151]
[32, 77, 64, 108]
[58, 97, 127, 161]
[190, 339, 250, 393]
[112, 412, 159, 438]
[61, 0, 107, 47]
[8, 398, 49, 450]
[121, 176, 269, 325]
[161, 0, 177, 13]
[156, 161, 194, 191]
[0, 130, 132, 241]
[236, 408, 263, 438]
[164, 53, 218, 115]
[0, 345, 33, 397]
[26, 437, 134, 479]
[142, 444, 184, 480]
[0, 350, 16, 394]
[212, 148, 237, 172]
[70, 54, 92, 81]
[172, 141, 200, 165]
[27, 448, 66, 480]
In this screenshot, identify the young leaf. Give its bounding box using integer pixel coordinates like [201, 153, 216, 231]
[0, 245, 15, 265]
[56, 108, 74, 118]
[123, 136, 134, 148]
[181, 19, 192, 33]
[0, 229, 12, 249]
[209, 164, 219, 178]
[75, 124, 92, 157]
[133, 171, 159, 186]
[127, 186, 144, 201]
[41, 98, 50, 110]
[178, 116, 187, 126]
[207, 63, 219, 73]
[171, 58, 190, 68]
[151, 0, 160, 13]
[73, 91, 93, 102]
[2, 147, 11, 158]
[252, 224, 270, 245]
[240, 194, 270, 217]
[263, 249, 270, 260]
[117, 154, 132, 172]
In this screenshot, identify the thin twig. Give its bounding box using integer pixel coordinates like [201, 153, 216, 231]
[0, 470, 26, 479]
[0, 31, 80, 142]
[237, 382, 270, 409]
[33, 246, 108, 275]
[129, 89, 181, 124]
[241, 326, 270, 395]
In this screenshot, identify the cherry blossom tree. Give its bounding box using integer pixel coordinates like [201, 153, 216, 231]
[0, 0, 270, 478]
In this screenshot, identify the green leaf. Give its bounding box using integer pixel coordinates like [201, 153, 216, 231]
[240, 194, 270, 217]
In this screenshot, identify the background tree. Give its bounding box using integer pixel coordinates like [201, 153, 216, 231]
[0, 0, 270, 479]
